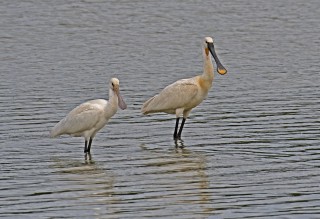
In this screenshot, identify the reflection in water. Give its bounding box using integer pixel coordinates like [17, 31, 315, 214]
[84, 153, 92, 162]
[140, 142, 213, 217]
[174, 139, 185, 148]
[50, 156, 117, 217]
[174, 145, 213, 216]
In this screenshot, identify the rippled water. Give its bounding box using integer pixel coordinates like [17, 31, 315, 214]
[1, 0, 319, 218]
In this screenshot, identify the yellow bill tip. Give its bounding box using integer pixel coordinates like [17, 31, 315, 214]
[218, 68, 227, 75]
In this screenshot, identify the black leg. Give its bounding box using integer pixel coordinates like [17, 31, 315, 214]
[87, 138, 93, 153]
[173, 118, 180, 140]
[85, 153, 92, 161]
[177, 118, 186, 139]
[84, 140, 88, 153]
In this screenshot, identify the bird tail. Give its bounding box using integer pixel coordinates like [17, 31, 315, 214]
[50, 119, 65, 138]
[141, 96, 156, 115]
[50, 127, 59, 138]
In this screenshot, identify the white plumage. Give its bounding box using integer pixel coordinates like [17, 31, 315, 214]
[141, 37, 227, 140]
[51, 78, 127, 153]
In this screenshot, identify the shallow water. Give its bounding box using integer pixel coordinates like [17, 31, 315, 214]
[1, 0, 320, 218]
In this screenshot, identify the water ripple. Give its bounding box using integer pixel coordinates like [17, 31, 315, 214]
[1, 0, 320, 218]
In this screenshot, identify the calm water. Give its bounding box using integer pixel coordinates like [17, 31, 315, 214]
[1, 0, 320, 218]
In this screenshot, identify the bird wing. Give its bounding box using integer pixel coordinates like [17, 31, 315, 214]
[51, 100, 107, 136]
[142, 79, 198, 114]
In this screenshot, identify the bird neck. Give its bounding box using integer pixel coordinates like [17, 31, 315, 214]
[201, 48, 214, 83]
[109, 88, 115, 99]
[108, 88, 118, 111]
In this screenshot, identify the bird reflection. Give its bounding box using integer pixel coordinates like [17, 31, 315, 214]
[50, 155, 116, 216]
[140, 141, 213, 217]
[84, 152, 93, 163]
[174, 139, 185, 149]
[172, 146, 212, 216]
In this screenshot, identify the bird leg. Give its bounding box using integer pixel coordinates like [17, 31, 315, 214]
[84, 140, 88, 153]
[177, 118, 186, 139]
[87, 138, 93, 153]
[173, 118, 180, 140]
[84, 138, 93, 153]
[85, 153, 92, 161]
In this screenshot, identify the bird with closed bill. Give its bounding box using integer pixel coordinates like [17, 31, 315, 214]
[50, 78, 127, 154]
[141, 37, 227, 140]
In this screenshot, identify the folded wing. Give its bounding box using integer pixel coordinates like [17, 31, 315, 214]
[142, 79, 198, 115]
[50, 101, 105, 137]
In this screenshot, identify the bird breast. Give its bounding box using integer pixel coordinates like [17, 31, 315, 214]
[196, 76, 213, 94]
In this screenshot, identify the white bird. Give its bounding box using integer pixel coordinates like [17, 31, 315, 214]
[141, 37, 227, 140]
[50, 78, 127, 153]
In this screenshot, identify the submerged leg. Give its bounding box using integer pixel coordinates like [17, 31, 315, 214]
[177, 118, 186, 139]
[87, 138, 93, 153]
[85, 153, 92, 161]
[173, 118, 180, 140]
[84, 140, 88, 153]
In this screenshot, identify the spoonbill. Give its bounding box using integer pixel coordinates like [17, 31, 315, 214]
[50, 78, 127, 153]
[141, 37, 227, 140]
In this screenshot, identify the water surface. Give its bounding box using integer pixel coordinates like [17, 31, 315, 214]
[1, 0, 319, 218]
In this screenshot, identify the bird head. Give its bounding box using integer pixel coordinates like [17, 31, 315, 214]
[204, 37, 227, 75]
[110, 78, 127, 110]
